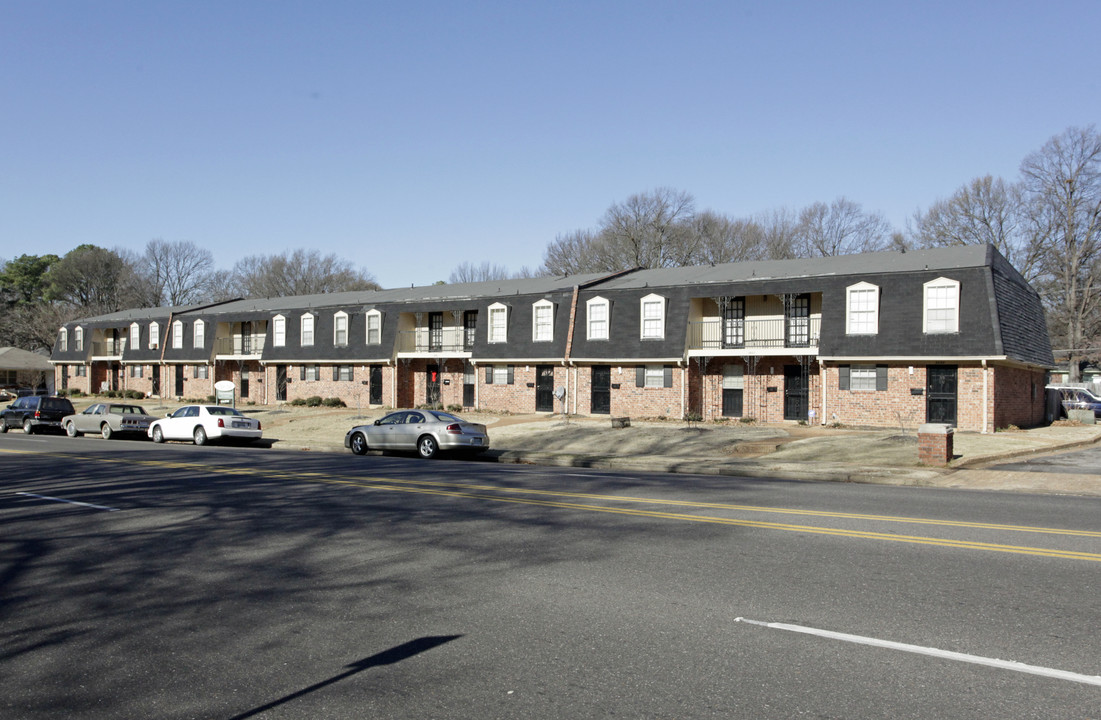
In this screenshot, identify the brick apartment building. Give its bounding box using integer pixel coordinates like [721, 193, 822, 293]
[50, 244, 1053, 432]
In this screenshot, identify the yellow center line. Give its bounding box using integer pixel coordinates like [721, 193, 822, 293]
[6, 448, 1101, 561]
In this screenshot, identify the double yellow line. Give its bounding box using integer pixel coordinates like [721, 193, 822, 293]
[7, 448, 1101, 562]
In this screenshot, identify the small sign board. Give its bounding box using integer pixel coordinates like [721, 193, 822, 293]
[214, 380, 235, 406]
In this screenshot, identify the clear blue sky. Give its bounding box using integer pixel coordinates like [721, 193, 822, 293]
[2, 1, 1098, 288]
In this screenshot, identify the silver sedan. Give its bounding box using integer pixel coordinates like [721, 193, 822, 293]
[344, 409, 489, 459]
[63, 403, 158, 440]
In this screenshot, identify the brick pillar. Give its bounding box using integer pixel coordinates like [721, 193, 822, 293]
[918, 423, 954, 465]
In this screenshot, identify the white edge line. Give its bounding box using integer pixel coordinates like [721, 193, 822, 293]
[735, 617, 1101, 687]
[16, 492, 119, 512]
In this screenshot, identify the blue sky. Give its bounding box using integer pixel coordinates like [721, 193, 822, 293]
[2, 1, 1098, 288]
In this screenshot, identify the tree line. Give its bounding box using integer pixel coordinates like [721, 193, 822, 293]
[3, 126, 1098, 377]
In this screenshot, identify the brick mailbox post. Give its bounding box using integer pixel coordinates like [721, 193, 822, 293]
[917, 423, 954, 465]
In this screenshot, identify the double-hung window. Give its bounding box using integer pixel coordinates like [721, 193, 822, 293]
[640, 294, 665, 340]
[636, 364, 673, 388]
[586, 297, 608, 340]
[59, 329, 68, 352]
[485, 364, 514, 385]
[172, 320, 184, 349]
[301, 365, 320, 381]
[924, 278, 959, 333]
[839, 364, 888, 391]
[533, 300, 553, 342]
[334, 312, 348, 347]
[272, 316, 286, 347]
[75, 327, 83, 351]
[149, 322, 160, 349]
[130, 323, 140, 350]
[846, 283, 879, 335]
[366, 310, 381, 345]
[301, 314, 315, 347]
[488, 303, 508, 343]
[193, 320, 205, 349]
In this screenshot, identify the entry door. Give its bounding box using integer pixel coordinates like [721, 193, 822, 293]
[174, 365, 184, 396]
[722, 364, 744, 417]
[926, 365, 958, 425]
[428, 312, 443, 352]
[276, 365, 288, 401]
[591, 365, 611, 415]
[151, 365, 161, 396]
[240, 366, 250, 398]
[463, 364, 475, 407]
[783, 365, 808, 420]
[536, 365, 555, 412]
[426, 364, 441, 406]
[369, 365, 383, 405]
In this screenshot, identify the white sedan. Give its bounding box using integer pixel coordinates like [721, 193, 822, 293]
[148, 405, 262, 445]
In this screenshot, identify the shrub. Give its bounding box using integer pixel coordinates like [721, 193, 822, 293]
[322, 397, 346, 407]
[289, 398, 307, 406]
[447, 404, 463, 413]
[739, 416, 757, 424]
[305, 395, 323, 407]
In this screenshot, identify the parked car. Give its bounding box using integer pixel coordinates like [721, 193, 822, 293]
[148, 405, 262, 445]
[344, 409, 489, 459]
[1052, 386, 1101, 418]
[63, 403, 159, 440]
[0, 395, 77, 435]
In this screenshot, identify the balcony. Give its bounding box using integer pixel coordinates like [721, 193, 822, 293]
[215, 335, 266, 356]
[396, 327, 472, 355]
[91, 339, 127, 358]
[687, 317, 821, 354]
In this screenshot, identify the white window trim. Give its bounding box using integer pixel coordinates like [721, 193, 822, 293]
[59, 328, 68, 352]
[75, 327, 83, 351]
[365, 310, 382, 345]
[149, 322, 160, 350]
[130, 323, 140, 350]
[300, 313, 315, 347]
[272, 315, 286, 347]
[488, 302, 508, 343]
[640, 293, 665, 340]
[333, 311, 349, 347]
[193, 320, 205, 349]
[850, 364, 878, 391]
[172, 320, 184, 349]
[643, 364, 664, 388]
[586, 296, 609, 341]
[532, 299, 554, 342]
[923, 277, 960, 334]
[845, 282, 880, 335]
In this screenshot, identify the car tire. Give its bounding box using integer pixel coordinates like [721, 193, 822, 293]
[101, 423, 113, 440]
[349, 432, 369, 455]
[66, 422, 79, 438]
[417, 435, 438, 459]
[23, 418, 34, 435]
[152, 426, 165, 443]
[1, 420, 8, 434]
[193, 426, 207, 446]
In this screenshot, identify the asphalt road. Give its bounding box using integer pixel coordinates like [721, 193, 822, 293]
[2, 433, 1099, 719]
[987, 444, 1101, 475]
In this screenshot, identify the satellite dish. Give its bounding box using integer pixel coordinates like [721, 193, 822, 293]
[214, 380, 235, 392]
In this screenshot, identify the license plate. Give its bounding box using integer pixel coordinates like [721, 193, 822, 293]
[233, 421, 250, 428]
[471, 438, 482, 445]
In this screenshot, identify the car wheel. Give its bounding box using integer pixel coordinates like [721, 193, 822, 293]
[152, 426, 165, 443]
[0, 420, 7, 434]
[66, 422, 79, 438]
[193, 426, 207, 446]
[417, 435, 438, 459]
[23, 418, 34, 435]
[101, 423, 113, 440]
[349, 432, 369, 455]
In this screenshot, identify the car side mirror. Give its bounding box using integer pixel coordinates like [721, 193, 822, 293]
[373, 419, 381, 426]
[166, 412, 173, 417]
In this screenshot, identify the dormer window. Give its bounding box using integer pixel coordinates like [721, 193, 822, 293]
[586, 297, 609, 340]
[334, 311, 349, 347]
[272, 315, 286, 347]
[488, 302, 508, 343]
[149, 322, 160, 349]
[846, 282, 880, 335]
[59, 328, 68, 352]
[193, 320, 205, 348]
[130, 323, 140, 350]
[301, 313, 315, 346]
[533, 299, 554, 342]
[640, 294, 665, 340]
[172, 320, 184, 349]
[366, 310, 382, 345]
[75, 327, 83, 351]
[924, 278, 959, 334]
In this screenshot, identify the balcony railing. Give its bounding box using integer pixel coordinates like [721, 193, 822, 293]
[91, 339, 127, 357]
[688, 317, 821, 351]
[396, 327, 471, 354]
[215, 335, 267, 356]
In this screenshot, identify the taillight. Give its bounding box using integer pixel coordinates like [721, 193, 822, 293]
[257, 421, 261, 430]
[446, 423, 462, 434]
[217, 418, 225, 428]
[34, 410, 42, 419]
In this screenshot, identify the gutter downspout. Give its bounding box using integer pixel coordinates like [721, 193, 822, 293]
[982, 359, 989, 434]
[820, 359, 827, 425]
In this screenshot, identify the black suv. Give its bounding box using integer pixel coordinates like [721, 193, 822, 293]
[0, 395, 76, 435]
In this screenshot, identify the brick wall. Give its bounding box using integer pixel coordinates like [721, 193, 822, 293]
[690, 358, 821, 424]
[992, 365, 1047, 429]
[274, 363, 395, 409]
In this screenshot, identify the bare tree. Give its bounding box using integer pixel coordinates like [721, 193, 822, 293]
[45, 245, 144, 314]
[1020, 125, 1101, 380]
[541, 229, 603, 276]
[795, 197, 893, 257]
[232, 249, 380, 297]
[911, 176, 1040, 281]
[134, 239, 216, 306]
[596, 187, 698, 269]
[755, 207, 801, 260]
[448, 261, 511, 284]
[692, 211, 767, 265]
